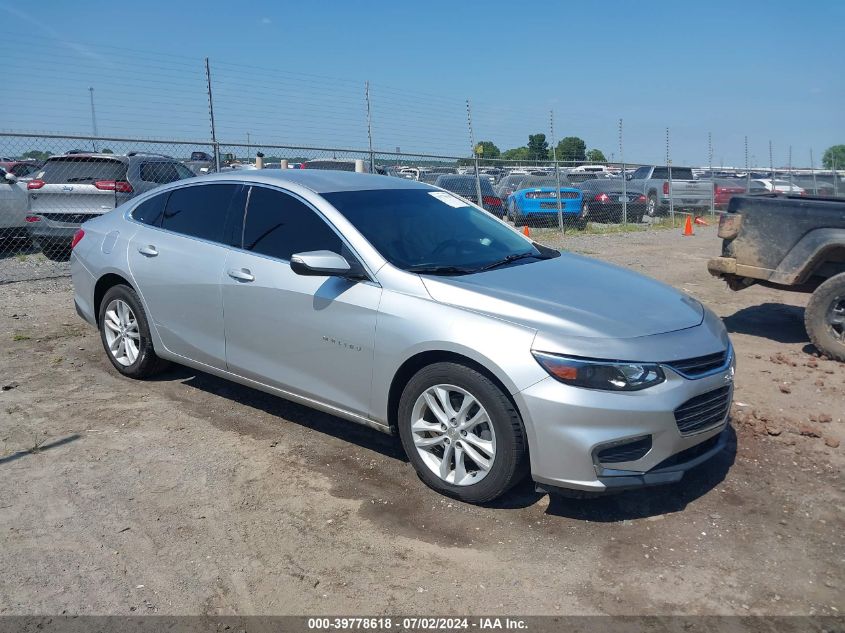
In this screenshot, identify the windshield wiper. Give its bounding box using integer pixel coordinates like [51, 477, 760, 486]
[476, 251, 545, 272]
[407, 264, 475, 276]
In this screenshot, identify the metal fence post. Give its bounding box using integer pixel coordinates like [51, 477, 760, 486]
[769, 140, 774, 192]
[465, 100, 484, 209]
[788, 145, 793, 192]
[810, 148, 818, 194]
[365, 81, 375, 174]
[708, 131, 715, 218]
[551, 111, 564, 232]
[666, 127, 674, 227]
[620, 118, 627, 228]
[204, 57, 220, 173]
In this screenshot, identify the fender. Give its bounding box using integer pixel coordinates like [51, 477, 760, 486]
[770, 228, 845, 285]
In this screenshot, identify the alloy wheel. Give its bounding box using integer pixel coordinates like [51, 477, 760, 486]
[410, 384, 497, 486]
[827, 295, 845, 341]
[102, 299, 141, 366]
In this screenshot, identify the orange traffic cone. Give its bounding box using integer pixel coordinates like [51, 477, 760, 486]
[523, 225, 530, 237]
[682, 214, 694, 236]
[694, 216, 709, 226]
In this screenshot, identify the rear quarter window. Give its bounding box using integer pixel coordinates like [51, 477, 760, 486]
[132, 192, 169, 227]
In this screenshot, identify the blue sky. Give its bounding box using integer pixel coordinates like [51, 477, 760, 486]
[1, 0, 842, 165]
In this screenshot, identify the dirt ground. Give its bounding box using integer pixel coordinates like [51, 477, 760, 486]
[0, 226, 842, 616]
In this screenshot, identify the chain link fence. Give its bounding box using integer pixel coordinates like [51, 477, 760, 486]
[2, 132, 845, 284]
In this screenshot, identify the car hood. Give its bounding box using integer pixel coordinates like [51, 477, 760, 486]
[420, 253, 704, 340]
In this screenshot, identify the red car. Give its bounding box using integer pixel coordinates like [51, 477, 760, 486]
[713, 179, 747, 210]
[0, 160, 42, 178]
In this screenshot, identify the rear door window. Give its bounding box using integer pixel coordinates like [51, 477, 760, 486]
[242, 186, 342, 261]
[161, 183, 241, 243]
[132, 192, 169, 227]
[38, 157, 127, 183]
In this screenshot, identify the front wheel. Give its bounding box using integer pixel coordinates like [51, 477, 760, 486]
[805, 273, 845, 362]
[397, 362, 528, 503]
[98, 284, 170, 378]
[646, 194, 659, 218]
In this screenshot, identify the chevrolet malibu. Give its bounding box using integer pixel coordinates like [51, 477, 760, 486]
[71, 170, 735, 503]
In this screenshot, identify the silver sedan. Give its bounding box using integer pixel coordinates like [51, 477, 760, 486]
[71, 170, 734, 503]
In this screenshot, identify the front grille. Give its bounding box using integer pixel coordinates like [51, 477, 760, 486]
[596, 436, 652, 464]
[525, 191, 556, 199]
[539, 202, 569, 209]
[41, 212, 101, 223]
[665, 350, 728, 377]
[559, 191, 579, 199]
[674, 386, 731, 435]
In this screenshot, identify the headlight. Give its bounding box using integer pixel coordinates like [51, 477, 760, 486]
[532, 351, 665, 391]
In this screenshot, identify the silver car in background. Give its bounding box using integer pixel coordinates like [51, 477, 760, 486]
[71, 170, 734, 503]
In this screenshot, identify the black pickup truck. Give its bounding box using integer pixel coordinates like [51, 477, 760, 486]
[708, 194, 845, 361]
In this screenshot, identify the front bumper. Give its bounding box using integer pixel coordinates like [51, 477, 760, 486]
[515, 358, 735, 493]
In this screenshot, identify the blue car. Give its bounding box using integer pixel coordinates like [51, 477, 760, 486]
[506, 175, 585, 228]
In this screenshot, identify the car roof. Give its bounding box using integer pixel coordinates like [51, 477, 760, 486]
[198, 168, 433, 193]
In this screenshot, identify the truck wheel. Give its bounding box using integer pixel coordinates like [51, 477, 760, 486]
[646, 194, 659, 217]
[804, 272, 845, 362]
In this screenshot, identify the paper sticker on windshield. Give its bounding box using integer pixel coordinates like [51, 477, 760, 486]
[428, 191, 468, 208]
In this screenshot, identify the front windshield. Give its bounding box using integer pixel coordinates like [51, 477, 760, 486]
[323, 188, 556, 273]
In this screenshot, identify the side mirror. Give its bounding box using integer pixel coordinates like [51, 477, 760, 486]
[4, 172, 17, 184]
[625, 174, 632, 181]
[290, 250, 356, 278]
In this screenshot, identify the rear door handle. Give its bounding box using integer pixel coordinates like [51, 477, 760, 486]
[138, 245, 158, 257]
[227, 268, 255, 282]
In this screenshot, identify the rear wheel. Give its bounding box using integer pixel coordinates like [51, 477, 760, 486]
[805, 273, 845, 362]
[98, 285, 170, 378]
[397, 362, 528, 503]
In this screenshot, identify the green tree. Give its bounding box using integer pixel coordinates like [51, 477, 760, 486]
[527, 133, 549, 161]
[555, 137, 587, 163]
[585, 148, 607, 163]
[501, 146, 531, 161]
[474, 141, 500, 159]
[822, 145, 845, 169]
[22, 150, 51, 161]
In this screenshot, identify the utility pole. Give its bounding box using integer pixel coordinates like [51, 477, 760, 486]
[88, 87, 98, 151]
[246, 132, 251, 162]
[466, 100, 484, 210]
[365, 81, 375, 173]
[205, 57, 220, 172]
[788, 145, 793, 191]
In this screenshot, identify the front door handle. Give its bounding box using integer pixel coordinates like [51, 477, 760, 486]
[227, 268, 255, 282]
[138, 245, 158, 257]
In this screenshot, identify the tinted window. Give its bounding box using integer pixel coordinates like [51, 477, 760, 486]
[631, 167, 650, 179]
[140, 162, 181, 184]
[435, 176, 495, 197]
[38, 157, 127, 183]
[162, 184, 240, 243]
[132, 192, 169, 226]
[242, 186, 342, 260]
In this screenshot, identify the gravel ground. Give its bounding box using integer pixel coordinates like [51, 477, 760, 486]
[0, 226, 842, 616]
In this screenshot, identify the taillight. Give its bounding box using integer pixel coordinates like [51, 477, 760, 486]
[717, 213, 742, 239]
[594, 193, 610, 203]
[71, 229, 85, 249]
[27, 179, 45, 190]
[25, 215, 40, 223]
[637, 194, 646, 202]
[663, 182, 669, 195]
[94, 180, 134, 193]
[482, 195, 502, 207]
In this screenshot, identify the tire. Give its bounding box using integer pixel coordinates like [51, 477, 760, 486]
[397, 362, 528, 503]
[98, 284, 170, 378]
[646, 194, 659, 218]
[804, 273, 845, 362]
[510, 201, 524, 227]
[581, 201, 591, 221]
